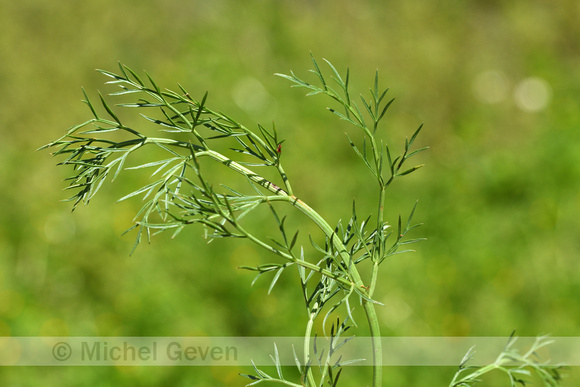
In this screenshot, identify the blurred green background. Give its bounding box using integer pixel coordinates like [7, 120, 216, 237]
[1, 0, 579, 385]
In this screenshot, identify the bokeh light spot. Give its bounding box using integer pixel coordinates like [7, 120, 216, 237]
[513, 77, 551, 112]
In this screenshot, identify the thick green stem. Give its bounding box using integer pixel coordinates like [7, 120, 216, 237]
[289, 197, 383, 387]
[152, 140, 384, 386]
[303, 312, 317, 386]
[200, 149, 383, 386]
[363, 301, 382, 386]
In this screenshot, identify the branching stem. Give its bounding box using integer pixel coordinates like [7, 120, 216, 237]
[43, 59, 431, 387]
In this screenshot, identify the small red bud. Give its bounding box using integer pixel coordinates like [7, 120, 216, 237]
[276, 143, 282, 154]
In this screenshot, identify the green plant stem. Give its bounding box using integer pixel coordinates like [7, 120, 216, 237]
[363, 302, 382, 386]
[365, 185, 387, 386]
[304, 312, 317, 386]
[185, 138, 383, 386]
[369, 185, 386, 298]
[293, 197, 382, 387]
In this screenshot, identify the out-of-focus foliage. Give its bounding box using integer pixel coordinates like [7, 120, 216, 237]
[1, 0, 578, 385]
